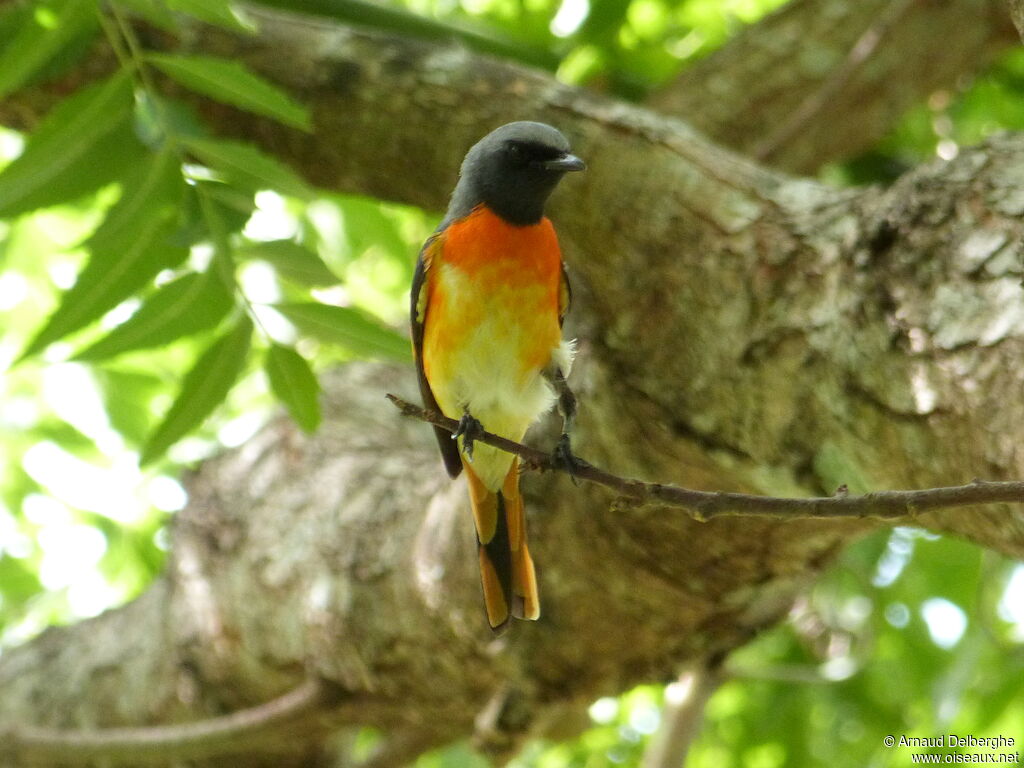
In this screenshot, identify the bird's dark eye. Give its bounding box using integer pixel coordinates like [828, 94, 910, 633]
[505, 140, 563, 167]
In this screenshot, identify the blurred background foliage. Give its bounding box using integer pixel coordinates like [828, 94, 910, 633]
[1, 0, 1023, 766]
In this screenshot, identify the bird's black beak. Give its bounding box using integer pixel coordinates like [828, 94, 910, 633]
[543, 153, 586, 172]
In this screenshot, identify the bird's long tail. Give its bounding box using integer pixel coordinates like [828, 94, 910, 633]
[463, 457, 539, 632]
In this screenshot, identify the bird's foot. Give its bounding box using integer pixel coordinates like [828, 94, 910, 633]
[452, 411, 485, 462]
[552, 433, 584, 485]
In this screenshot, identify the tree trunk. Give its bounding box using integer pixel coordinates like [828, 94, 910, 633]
[3, 4, 1024, 767]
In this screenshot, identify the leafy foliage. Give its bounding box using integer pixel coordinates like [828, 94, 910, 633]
[0, 0, 98, 100]
[0, 0, 429, 646]
[19, 146, 187, 358]
[1, 0, 413, 470]
[147, 54, 312, 130]
[1, 0, 1023, 766]
[0, 70, 142, 218]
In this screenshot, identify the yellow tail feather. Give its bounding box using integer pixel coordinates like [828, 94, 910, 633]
[464, 461, 498, 544]
[478, 545, 510, 629]
[503, 460, 540, 621]
[464, 459, 540, 630]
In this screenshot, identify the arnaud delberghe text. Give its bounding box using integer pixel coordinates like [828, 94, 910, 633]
[899, 736, 1016, 749]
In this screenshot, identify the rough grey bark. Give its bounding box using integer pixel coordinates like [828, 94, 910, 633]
[650, 0, 1019, 173]
[3, 5, 1024, 768]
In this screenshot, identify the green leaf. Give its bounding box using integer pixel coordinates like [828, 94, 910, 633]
[93, 367, 165, 444]
[195, 190, 239, 291]
[200, 182, 257, 216]
[255, 0, 558, 71]
[173, 183, 254, 247]
[336, 196, 407, 260]
[0, 0, 98, 101]
[182, 137, 313, 199]
[147, 54, 311, 131]
[239, 240, 338, 286]
[275, 302, 410, 360]
[0, 69, 139, 217]
[73, 271, 234, 361]
[0, 555, 42, 602]
[19, 148, 187, 359]
[10, 118, 144, 216]
[264, 344, 321, 432]
[134, 92, 206, 148]
[114, 0, 178, 32]
[165, 0, 255, 32]
[140, 316, 253, 465]
[34, 419, 97, 455]
[198, 181, 256, 233]
[86, 148, 183, 251]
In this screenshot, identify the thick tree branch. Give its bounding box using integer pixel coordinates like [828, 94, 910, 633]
[748, 0, 916, 163]
[387, 394, 1024, 521]
[5, 0, 1019, 178]
[650, 0, 1019, 172]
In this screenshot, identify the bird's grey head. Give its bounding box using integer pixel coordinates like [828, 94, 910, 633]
[446, 121, 585, 227]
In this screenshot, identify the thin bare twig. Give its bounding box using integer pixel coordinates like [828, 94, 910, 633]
[387, 394, 1024, 521]
[1, 678, 338, 765]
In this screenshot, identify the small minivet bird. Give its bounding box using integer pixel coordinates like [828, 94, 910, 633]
[411, 121, 585, 631]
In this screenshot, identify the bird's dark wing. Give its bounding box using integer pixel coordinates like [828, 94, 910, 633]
[558, 262, 572, 328]
[411, 232, 463, 478]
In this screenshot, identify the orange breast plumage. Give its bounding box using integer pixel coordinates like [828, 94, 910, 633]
[422, 206, 567, 490]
